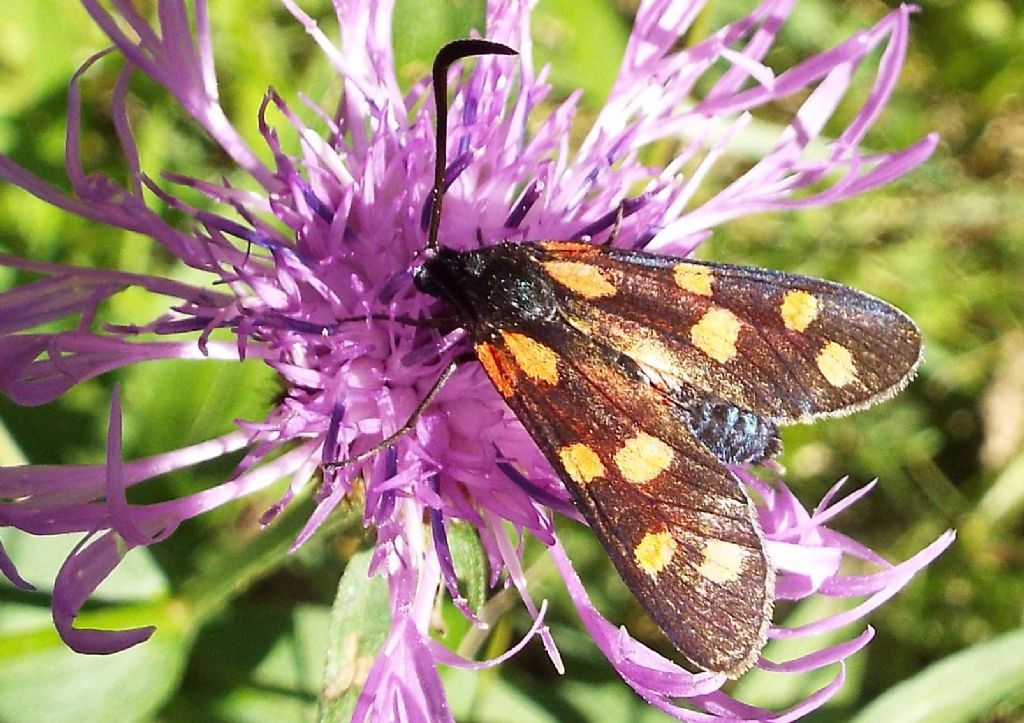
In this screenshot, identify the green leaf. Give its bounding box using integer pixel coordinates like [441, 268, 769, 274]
[0, 529, 168, 601]
[179, 603, 330, 722]
[435, 521, 488, 649]
[0, 602, 190, 723]
[850, 627, 1024, 723]
[317, 549, 391, 722]
[447, 520, 488, 613]
[180, 484, 360, 615]
[559, 679, 676, 722]
[392, 0, 488, 88]
[732, 593, 868, 709]
[532, 0, 628, 107]
[123, 356, 277, 460]
[0, 530, 184, 723]
[445, 666, 563, 723]
[0, 2, 104, 122]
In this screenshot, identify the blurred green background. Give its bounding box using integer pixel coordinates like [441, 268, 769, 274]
[1, 0, 1023, 721]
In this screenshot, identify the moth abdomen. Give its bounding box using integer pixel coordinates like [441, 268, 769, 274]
[684, 399, 781, 466]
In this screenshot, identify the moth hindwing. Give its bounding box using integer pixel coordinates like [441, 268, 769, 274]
[407, 40, 922, 678]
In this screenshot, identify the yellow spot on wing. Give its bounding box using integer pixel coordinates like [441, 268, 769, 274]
[614, 432, 674, 485]
[475, 341, 516, 397]
[635, 530, 677, 579]
[540, 241, 597, 254]
[559, 444, 605, 485]
[624, 337, 682, 388]
[542, 261, 617, 299]
[500, 331, 559, 385]
[780, 290, 819, 332]
[690, 307, 742, 363]
[673, 264, 714, 296]
[817, 341, 858, 387]
[697, 540, 747, 584]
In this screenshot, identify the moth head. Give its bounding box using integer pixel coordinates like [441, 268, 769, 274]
[413, 246, 476, 298]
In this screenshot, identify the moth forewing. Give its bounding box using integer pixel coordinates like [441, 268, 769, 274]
[536, 243, 923, 424]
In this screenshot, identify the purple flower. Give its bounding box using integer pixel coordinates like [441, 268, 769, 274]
[0, 1, 952, 720]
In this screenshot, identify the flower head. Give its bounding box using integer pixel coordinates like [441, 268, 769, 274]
[0, 1, 951, 720]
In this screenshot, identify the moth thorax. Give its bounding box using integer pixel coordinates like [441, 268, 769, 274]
[415, 243, 560, 327]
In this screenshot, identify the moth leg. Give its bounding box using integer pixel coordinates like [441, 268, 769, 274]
[323, 353, 473, 471]
[602, 201, 627, 247]
[334, 312, 454, 329]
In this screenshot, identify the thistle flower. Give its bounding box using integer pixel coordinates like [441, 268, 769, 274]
[0, 1, 952, 721]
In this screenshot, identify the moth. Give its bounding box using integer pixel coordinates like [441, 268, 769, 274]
[352, 39, 922, 677]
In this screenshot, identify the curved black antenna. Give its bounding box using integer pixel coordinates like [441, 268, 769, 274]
[427, 39, 518, 251]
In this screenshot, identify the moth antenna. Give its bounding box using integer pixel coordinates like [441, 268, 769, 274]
[427, 39, 518, 251]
